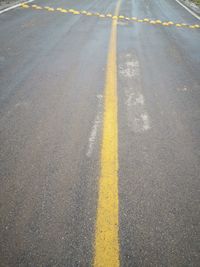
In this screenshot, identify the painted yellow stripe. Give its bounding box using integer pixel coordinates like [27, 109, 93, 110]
[93, 1, 121, 267]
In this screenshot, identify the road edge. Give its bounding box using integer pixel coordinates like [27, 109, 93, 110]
[175, 0, 200, 20]
[0, 0, 34, 14]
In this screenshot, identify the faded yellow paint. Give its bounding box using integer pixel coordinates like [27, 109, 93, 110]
[93, 1, 121, 267]
[112, 15, 118, 19]
[61, 9, 68, 13]
[21, 4, 29, 8]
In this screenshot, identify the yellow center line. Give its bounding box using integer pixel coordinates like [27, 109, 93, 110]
[93, 0, 121, 266]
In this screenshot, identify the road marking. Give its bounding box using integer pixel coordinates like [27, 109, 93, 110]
[0, 0, 34, 14]
[175, 0, 200, 21]
[19, 4, 200, 29]
[93, 1, 121, 266]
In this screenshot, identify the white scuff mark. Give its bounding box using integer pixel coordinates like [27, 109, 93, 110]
[141, 113, 150, 131]
[126, 92, 151, 133]
[86, 95, 103, 157]
[125, 92, 144, 107]
[120, 53, 151, 133]
[119, 59, 140, 78]
[126, 92, 135, 107]
[86, 114, 101, 157]
[119, 61, 139, 78]
[177, 86, 188, 92]
[96, 94, 103, 101]
[134, 93, 145, 105]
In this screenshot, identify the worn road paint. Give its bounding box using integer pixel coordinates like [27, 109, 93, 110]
[93, 1, 121, 267]
[86, 95, 103, 158]
[119, 53, 151, 133]
[119, 58, 139, 78]
[125, 90, 151, 132]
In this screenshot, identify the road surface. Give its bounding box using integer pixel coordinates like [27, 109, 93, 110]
[0, 0, 200, 266]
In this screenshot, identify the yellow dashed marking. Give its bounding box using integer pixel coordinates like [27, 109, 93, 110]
[19, 4, 200, 30]
[156, 20, 162, 24]
[163, 22, 169, 26]
[61, 9, 68, 13]
[20, 4, 29, 8]
[32, 5, 42, 10]
[132, 17, 137, 21]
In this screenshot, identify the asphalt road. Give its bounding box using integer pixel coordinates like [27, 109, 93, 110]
[0, 0, 200, 266]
